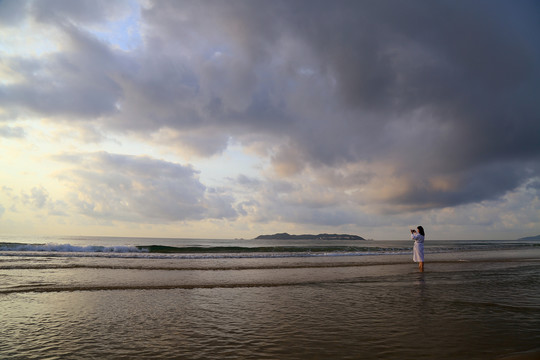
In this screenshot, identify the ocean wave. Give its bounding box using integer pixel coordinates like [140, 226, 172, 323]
[0, 242, 411, 257]
[0, 249, 410, 261]
[0, 241, 536, 260]
[0, 243, 142, 253]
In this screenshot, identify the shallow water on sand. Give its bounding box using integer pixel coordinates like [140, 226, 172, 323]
[1, 247, 540, 359]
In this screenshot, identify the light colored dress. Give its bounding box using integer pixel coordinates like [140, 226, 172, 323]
[412, 233, 424, 262]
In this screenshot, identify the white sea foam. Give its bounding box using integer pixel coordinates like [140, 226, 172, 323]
[0, 243, 143, 253]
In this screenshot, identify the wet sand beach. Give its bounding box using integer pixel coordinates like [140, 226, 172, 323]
[1, 239, 539, 359]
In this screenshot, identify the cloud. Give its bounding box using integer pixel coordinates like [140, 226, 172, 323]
[0, 0, 28, 27]
[2, 0, 540, 219]
[53, 152, 237, 223]
[20, 186, 68, 216]
[229, 173, 360, 226]
[30, 0, 133, 25]
[27, 186, 49, 209]
[0, 24, 124, 119]
[423, 177, 540, 237]
[0, 125, 25, 138]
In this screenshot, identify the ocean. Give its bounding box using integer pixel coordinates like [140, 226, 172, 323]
[1, 236, 539, 359]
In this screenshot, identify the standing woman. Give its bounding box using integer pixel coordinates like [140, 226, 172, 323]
[411, 226, 425, 272]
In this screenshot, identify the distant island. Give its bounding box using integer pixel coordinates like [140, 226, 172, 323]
[518, 234, 540, 240]
[255, 233, 365, 240]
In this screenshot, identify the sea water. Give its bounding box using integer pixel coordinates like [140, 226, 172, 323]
[1, 236, 539, 359]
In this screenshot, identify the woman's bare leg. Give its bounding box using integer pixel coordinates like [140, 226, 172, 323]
[419, 262, 424, 272]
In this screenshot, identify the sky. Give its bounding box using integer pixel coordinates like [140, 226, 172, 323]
[1, 0, 539, 240]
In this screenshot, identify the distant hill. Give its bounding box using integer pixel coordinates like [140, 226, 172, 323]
[518, 234, 540, 240]
[255, 233, 365, 240]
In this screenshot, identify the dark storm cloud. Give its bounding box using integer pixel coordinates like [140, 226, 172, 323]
[4, 0, 540, 214]
[138, 1, 540, 170]
[378, 159, 540, 213]
[282, 0, 540, 165]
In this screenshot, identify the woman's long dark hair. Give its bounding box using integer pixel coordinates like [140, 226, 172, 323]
[417, 226, 425, 236]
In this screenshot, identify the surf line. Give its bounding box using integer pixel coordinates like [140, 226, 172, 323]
[0, 281, 330, 294]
